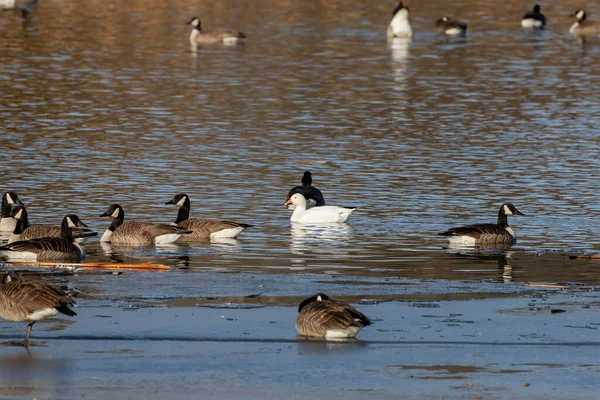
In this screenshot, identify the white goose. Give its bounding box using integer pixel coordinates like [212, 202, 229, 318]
[284, 193, 356, 223]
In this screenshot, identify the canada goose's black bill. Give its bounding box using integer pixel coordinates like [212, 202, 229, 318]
[165, 199, 174, 205]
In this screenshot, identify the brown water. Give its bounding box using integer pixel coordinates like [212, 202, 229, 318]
[1, 0, 600, 397]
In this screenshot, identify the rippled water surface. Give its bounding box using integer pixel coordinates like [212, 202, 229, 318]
[2, 0, 600, 290]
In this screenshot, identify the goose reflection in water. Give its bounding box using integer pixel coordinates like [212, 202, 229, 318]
[290, 223, 353, 258]
[388, 37, 411, 95]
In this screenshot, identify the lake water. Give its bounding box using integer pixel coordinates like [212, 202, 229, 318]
[1, 0, 600, 397]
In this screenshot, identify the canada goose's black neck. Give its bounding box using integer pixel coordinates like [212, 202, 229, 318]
[109, 208, 125, 232]
[175, 197, 191, 224]
[12, 208, 29, 235]
[497, 207, 509, 228]
[60, 217, 76, 242]
[302, 172, 312, 187]
[1, 197, 11, 218]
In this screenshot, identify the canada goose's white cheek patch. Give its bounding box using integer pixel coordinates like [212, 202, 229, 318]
[576, 10, 585, 20]
[111, 209, 120, 218]
[176, 197, 187, 207]
[67, 217, 77, 228]
[14, 209, 23, 219]
[6, 193, 14, 204]
[503, 205, 512, 215]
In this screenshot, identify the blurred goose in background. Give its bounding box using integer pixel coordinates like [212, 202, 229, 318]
[521, 4, 546, 29]
[8, 205, 97, 244]
[296, 293, 371, 339]
[570, 9, 600, 37]
[100, 204, 191, 245]
[0, 214, 88, 262]
[438, 203, 525, 246]
[0, 271, 76, 347]
[0, 191, 24, 233]
[436, 16, 467, 36]
[166, 193, 252, 240]
[284, 193, 355, 223]
[286, 171, 326, 210]
[387, 1, 413, 38]
[0, 0, 38, 18]
[188, 17, 246, 45]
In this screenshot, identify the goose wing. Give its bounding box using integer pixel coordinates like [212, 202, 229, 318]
[438, 223, 506, 239]
[2, 237, 76, 253]
[179, 218, 250, 234]
[297, 301, 370, 335]
[0, 279, 76, 316]
[116, 222, 187, 238]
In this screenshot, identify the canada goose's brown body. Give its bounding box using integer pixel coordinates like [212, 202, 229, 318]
[188, 17, 246, 45]
[0, 271, 76, 347]
[296, 294, 371, 338]
[8, 205, 97, 244]
[100, 204, 191, 245]
[0, 215, 88, 262]
[438, 203, 524, 246]
[166, 193, 252, 240]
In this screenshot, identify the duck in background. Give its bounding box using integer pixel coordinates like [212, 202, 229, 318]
[521, 4, 546, 29]
[435, 16, 467, 36]
[187, 17, 246, 46]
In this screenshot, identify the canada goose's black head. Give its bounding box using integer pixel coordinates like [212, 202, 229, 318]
[533, 4, 541, 13]
[501, 203, 524, 216]
[1, 271, 20, 284]
[392, 1, 409, 17]
[301, 171, 313, 187]
[166, 193, 189, 208]
[573, 9, 587, 22]
[65, 214, 89, 228]
[297, 293, 331, 312]
[10, 205, 27, 221]
[188, 17, 201, 30]
[100, 204, 125, 220]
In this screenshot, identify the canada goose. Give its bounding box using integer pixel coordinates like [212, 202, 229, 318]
[286, 171, 326, 210]
[284, 193, 356, 223]
[570, 9, 600, 37]
[521, 4, 546, 29]
[436, 16, 467, 36]
[100, 204, 191, 245]
[387, 1, 413, 38]
[0, 214, 88, 262]
[8, 205, 98, 244]
[0, 271, 76, 347]
[0, 191, 24, 233]
[188, 17, 246, 45]
[165, 193, 252, 239]
[438, 203, 525, 246]
[296, 293, 371, 339]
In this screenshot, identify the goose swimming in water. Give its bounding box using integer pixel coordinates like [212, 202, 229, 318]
[0, 214, 88, 262]
[166, 193, 252, 240]
[284, 193, 355, 224]
[100, 204, 191, 245]
[387, 1, 413, 38]
[296, 293, 371, 339]
[438, 203, 524, 246]
[188, 17, 246, 45]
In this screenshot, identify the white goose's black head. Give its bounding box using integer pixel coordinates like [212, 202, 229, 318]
[100, 204, 125, 220]
[188, 17, 201, 30]
[298, 293, 331, 312]
[501, 203, 524, 216]
[166, 193, 189, 208]
[301, 171, 313, 187]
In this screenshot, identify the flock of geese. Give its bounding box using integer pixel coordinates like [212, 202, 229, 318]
[186, 2, 600, 46]
[0, 171, 526, 346]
